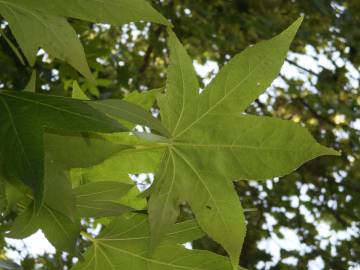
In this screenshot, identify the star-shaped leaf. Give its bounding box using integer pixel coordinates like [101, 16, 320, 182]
[148, 17, 339, 269]
[0, 90, 125, 205]
[72, 214, 241, 270]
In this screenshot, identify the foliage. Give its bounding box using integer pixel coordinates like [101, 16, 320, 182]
[0, 0, 353, 270]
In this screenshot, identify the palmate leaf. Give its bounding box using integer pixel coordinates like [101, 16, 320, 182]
[0, 90, 125, 205]
[72, 214, 242, 270]
[148, 17, 339, 269]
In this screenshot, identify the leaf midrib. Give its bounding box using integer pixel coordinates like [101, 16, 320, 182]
[171, 147, 231, 236]
[173, 51, 273, 139]
[0, 91, 110, 125]
[172, 141, 311, 152]
[76, 186, 130, 198]
[0, 96, 32, 168]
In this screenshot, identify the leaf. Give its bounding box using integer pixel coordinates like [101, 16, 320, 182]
[7, 0, 171, 27]
[44, 131, 129, 170]
[0, 260, 21, 270]
[72, 82, 167, 135]
[175, 114, 339, 180]
[0, 90, 125, 205]
[73, 182, 133, 218]
[43, 131, 130, 218]
[71, 146, 164, 210]
[149, 18, 339, 269]
[0, 28, 26, 66]
[0, 2, 94, 81]
[124, 88, 162, 110]
[43, 153, 75, 218]
[89, 99, 169, 136]
[72, 214, 236, 270]
[72, 81, 89, 100]
[24, 70, 36, 92]
[72, 147, 164, 184]
[8, 203, 80, 253]
[157, 31, 200, 135]
[3, 181, 26, 214]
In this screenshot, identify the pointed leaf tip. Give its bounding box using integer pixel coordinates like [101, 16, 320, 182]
[316, 144, 341, 157]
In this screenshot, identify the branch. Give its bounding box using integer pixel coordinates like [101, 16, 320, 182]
[139, 26, 164, 74]
[285, 58, 318, 76]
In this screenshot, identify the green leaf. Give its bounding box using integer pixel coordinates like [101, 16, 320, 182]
[43, 153, 75, 218]
[0, 28, 26, 66]
[72, 214, 235, 270]
[157, 31, 200, 135]
[44, 131, 128, 171]
[73, 182, 133, 218]
[72, 81, 89, 100]
[0, 90, 125, 205]
[175, 114, 339, 180]
[6, 0, 171, 27]
[124, 88, 162, 110]
[3, 181, 26, 214]
[170, 19, 304, 138]
[89, 99, 169, 136]
[43, 131, 130, 218]
[72, 147, 164, 184]
[149, 17, 339, 269]
[71, 146, 164, 210]
[0, 2, 94, 81]
[8, 203, 80, 253]
[24, 70, 36, 92]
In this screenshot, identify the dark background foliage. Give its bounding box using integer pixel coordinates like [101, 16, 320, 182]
[0, 0, 359, 269]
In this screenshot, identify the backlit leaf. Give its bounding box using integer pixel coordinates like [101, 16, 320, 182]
[43, 131, 129, 218]
[73, 182, 133, 217]
[149, 17, 339, 269]
[0, 2, 94, 80]
[7, 0, 171, 27]
[71, 146, 164, 210]
[72, 214, 236, 270]
[8, 203, 80, 253]
[0, 90, 124, 204]
[24, 70, 36, 92]
[89, 99, 169, 136]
